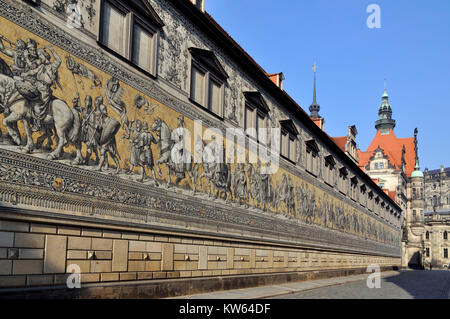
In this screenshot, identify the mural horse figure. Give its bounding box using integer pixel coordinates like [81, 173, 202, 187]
[151, 118, 197, 192]
[0, 63, 82, 164]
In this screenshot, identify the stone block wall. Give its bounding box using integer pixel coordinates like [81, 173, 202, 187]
[0, 217, 400, 289]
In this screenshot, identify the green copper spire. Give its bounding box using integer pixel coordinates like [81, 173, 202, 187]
[375, 87, 396, 133]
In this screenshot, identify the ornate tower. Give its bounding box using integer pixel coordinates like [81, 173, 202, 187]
[375, 89, 396, 133]
[402, 128, 425, 268]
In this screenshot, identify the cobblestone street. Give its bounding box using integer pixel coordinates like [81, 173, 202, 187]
[269, 270, 450, 299]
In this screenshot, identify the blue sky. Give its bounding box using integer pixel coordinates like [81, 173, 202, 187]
[206, 0, 450, 170]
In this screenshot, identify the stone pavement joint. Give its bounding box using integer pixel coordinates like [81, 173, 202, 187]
[168, 271, 400, 299]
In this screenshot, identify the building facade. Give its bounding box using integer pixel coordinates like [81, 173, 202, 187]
[0, 0, 401, 293]
[356, 89, 431, 268]
[422, 166, 450, 268]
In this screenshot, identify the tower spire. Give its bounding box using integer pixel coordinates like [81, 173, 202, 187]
[411, 128, 424, 177]
[309, 61, 321, 118]
[375, 81, 395, 133]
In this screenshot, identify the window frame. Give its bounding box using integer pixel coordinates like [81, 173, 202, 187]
[324, 155, 336, 187]
[338, 167, 348, 195]
[279, 120, 299, 163]
[244, 101, 267, 144]
[189, 49, 228, 119]
[305, 140, 320, 176]
[98, 0, 162, 77]
[243, 92, 270, 144]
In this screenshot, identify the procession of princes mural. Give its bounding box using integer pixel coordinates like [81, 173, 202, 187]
[0, 32, 398, 246]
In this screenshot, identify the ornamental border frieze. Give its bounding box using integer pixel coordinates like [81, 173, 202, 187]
[0, 148, 399, 256]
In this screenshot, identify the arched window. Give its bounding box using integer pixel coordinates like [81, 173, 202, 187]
[444, 231, 448, 240]
[425, 231, 429, 240]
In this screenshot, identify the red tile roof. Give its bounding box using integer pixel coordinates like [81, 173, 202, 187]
[388, 190, 396, 201]
[358, 129, 416, 177]
[331, 136, 347, 152]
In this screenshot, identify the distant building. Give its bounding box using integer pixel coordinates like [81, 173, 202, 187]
[423, 166, 450, 269]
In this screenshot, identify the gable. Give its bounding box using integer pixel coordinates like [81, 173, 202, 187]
[280, 119, 299, 136]
[243, 91, 270, 113]
[189, 47, 229, 80]
[129, 0, 165, 28]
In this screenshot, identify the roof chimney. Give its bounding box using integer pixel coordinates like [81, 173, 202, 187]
[190, 0, 205, 12]
[267, 72, 284, 90]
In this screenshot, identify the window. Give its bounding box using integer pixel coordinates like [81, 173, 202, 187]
[444, 231, 448, 240]
[426, 248, 430, 257]
[350, 177, 358, 201]
[99, 0, 163, 76]
[305, 140, 320, 176]
[412, 210, 417, 222]
[368, 191, 374, 211]
[189, 48, 228, 118]
[243, 92, 270, 143]
[360, 185, 367, 206]
[338, 167, 348, 194]
[101, 1, 127, 55]
[374, 163, 378, 169]
[191, 66, 206, 105]
[425, 231, 429, 240]
[132, 22, 157, 72]
[433, 195, 439, 207]
[379, 162, 384, 169]
[444, 248, 448, 259]
[379, 183, 385, 189]
[280, 120, 299, 162]
[324, 155, 336, 186]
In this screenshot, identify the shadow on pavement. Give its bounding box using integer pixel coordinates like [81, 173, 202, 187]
[383, 270, 450, 299]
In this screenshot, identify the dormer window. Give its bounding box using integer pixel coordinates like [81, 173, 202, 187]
[244, 92, 270, 143]
[99, 0, 164, 76]
[189, 48, 228, 118]
[280, 120, 299, 162]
